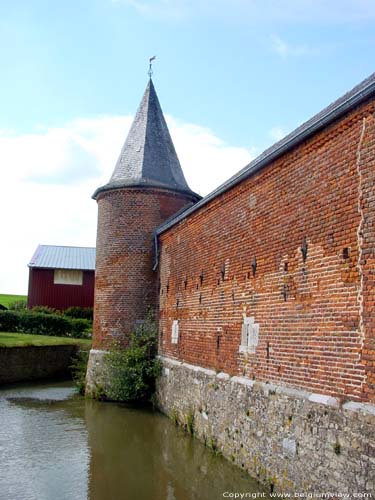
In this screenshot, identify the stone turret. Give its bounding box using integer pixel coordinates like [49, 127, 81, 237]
[86, 78, 200, 392]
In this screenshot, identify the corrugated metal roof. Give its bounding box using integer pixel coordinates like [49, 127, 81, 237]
[28, 245, 96, 270]
[156, 71, 375, 236]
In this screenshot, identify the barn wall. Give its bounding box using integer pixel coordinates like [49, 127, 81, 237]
[158, 97, 375, 403]
[27, 268, 95, 310]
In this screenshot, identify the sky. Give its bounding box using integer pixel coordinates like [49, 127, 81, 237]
[0, 0, 374, 295]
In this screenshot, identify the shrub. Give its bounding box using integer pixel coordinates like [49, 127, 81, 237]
[0, 310, 92, 339]
[104, 314, 161, 403]
[70, 349, 90, 395]
[31, 305, 57, 315]
[64, 307, 93, 321]
[0, 311, 20, 332]
[69, 318, 92, 339]
[9, 300, 27, 311]
[18, 311, 72, 336]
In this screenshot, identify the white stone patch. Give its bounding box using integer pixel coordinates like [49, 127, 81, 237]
[202, 411, 209, 420]
[343, 401, 375, 416]
[308, 393, 339, 407]
[181, 361, 216, 377]
[239, 316, 259, 353]
[171, 320, 179, 344]
[282, 438, 297, 458]
[231, 376, 256, 389]
[163, 367, 170, 376]
[276, 386, 310, 401]
[158, 355, 182, 367]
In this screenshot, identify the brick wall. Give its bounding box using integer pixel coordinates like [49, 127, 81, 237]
[93, 187, 195, 349]
[158, 98, 375, 402]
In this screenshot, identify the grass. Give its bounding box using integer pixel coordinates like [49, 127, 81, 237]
[0, 294, 27, 308]
[0, 332, 91, 348]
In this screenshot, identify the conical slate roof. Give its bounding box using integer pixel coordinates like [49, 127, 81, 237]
[93, 79, 200, 200]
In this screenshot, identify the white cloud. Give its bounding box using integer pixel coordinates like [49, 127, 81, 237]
[269, 126, 287, 142]
[270, 35, 316, 58]
[166, 116, 254, 196]
[0, 116, 253, 294]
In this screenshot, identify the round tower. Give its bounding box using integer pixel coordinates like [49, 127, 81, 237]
[86, 78, 200, 392]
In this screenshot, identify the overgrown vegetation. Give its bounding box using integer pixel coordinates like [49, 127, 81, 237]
[103, 314, 161, 403]
[185, 408, 195, 435]
[207, 436, 222, 456]
[171, 407, 179, 425]
[333, 442, 341, 455]
[64, 307, 93, 320]
[8, 299, 27, 311]
[0, 310, 91, 339]
[70, 349, 90, 394]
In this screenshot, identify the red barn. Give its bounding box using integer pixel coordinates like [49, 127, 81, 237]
[27, 245, 95, 311]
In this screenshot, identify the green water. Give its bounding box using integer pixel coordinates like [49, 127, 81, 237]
[0, 381, 270, 500]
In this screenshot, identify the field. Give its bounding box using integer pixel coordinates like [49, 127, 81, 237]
[0, 332, 91, 348]
[0, 294, 27, 308]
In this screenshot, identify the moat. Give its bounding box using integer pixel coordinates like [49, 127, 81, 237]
[0, 381, 270, 500]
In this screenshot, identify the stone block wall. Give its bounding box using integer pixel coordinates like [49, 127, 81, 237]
[157, 357, 375, 495]
[0, 345, 78, 384]
[158, 97, 375, 403]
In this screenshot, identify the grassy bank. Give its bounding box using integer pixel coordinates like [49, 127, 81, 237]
[0, 294, 27, 308]
[0, 332, 91, 348]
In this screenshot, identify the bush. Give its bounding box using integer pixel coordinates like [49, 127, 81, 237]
[69, 318, 92, 339]
[0, 311, 20, 332]
[104, 314, 161, 403]
[0, 310, 91, 339]
[9, 300, 27, 311]
[64, 307, 93, 321]
[18, 311, 72, 336]
[31, 305, 57, 315]
[70, 349, 90, 395]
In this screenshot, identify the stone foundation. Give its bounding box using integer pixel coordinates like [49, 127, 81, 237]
[156, 356, 375, 495]
[0, 345, 78, 384]
[86, 349, 109, 396]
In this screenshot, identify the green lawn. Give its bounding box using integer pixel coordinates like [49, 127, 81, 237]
[0, 294, 27, 308]
[0, 332, 91, 348]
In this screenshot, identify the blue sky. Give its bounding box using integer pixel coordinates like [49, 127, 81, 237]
[1, 0, 374, 294]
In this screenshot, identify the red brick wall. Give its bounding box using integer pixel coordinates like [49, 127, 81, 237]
[158, 98, 375, 402]
[93, 187, 196, 349]
[27, 268, 95, 310]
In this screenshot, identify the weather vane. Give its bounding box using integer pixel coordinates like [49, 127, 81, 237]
[148, 56, 156, 78]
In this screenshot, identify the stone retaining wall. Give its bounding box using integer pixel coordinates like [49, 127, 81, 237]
[156, 356, 375, 496]
[0, 345, 79, 384]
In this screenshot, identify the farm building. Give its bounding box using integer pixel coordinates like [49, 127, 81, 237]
[27, 245, 95, 311]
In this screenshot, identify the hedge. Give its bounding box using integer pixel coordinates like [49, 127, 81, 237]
[0, 310, 91, 339]
[64, 306, 93, 320]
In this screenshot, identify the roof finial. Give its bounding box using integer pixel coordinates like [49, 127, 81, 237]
[148, 56, 156, 78]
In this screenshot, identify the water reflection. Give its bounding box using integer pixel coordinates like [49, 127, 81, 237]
[0, 381, 269, 500]
[0, 382, 88, 500]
